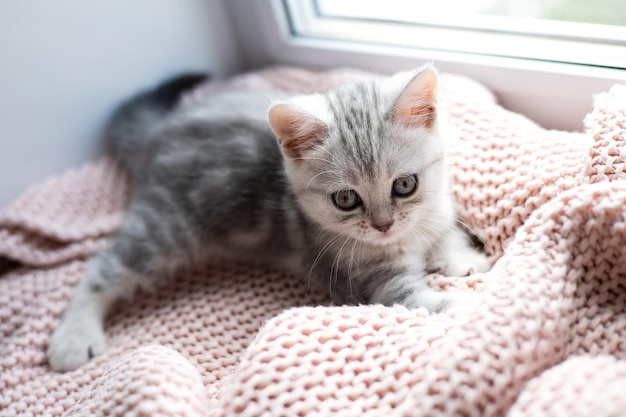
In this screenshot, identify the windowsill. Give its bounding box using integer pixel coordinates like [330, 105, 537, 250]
[228, 0, 626, 131]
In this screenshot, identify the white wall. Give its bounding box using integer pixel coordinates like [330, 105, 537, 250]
[0, 0, 243, 207]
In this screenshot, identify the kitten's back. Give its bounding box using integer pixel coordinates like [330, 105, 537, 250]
[104, 73, 208, 173]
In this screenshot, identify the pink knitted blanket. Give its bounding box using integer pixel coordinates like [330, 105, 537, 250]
[1, 67, 625, 416]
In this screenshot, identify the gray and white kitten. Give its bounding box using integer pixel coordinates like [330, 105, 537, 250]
[47, 66, 489, 372]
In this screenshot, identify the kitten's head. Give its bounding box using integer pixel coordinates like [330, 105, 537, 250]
[268, 65, 451, 246]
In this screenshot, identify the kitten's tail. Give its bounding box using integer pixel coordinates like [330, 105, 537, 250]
[104, 73, 209, 170]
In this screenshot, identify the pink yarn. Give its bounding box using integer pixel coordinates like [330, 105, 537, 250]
[1, 67, 624, 416]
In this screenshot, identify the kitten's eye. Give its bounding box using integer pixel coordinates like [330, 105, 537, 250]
[392, 174, 418, 197]
[332, 190, 361, 211]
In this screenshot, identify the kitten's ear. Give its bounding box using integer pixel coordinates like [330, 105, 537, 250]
[268, 103, 326, 159]
[392, 66, 438, 129]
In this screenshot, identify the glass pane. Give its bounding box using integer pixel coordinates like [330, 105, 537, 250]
[285, 0, 626, 67]
[316, 0, 626, 28]
[485, 0, 626, 26]
[315, 0, 626, 42]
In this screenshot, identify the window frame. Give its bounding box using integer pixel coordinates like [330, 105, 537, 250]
[302, 0, 626, 69]
[228, 0, 626, 130]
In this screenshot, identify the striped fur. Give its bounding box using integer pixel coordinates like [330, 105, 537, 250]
[47, 66, 489, 371]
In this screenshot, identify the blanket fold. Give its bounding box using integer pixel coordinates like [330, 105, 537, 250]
[0, 158, 128, 269]
[212, 181, 626, 417]
[1, 67, 625, 417]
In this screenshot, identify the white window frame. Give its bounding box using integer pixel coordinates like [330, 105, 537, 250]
[228, 0, 626, 130]
[301, 0, 626, 69]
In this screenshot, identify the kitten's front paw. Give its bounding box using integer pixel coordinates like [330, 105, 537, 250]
[47, 316, 107, 372]
[442, 290, 482, 314]
[441, 250, 490, 277]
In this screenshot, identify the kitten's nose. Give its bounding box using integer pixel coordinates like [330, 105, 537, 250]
[372, 220, 394, 233]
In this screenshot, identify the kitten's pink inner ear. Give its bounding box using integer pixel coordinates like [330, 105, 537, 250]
[268, 103, 326, 159]
[393, 68, 438, 129]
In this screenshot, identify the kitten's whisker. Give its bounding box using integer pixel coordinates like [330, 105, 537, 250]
[347, 238, 360, 300]
[330, 236, 352, 299]
[406, 228, 444, 270]
[454, 216, 486, 246]
[306, 170, 339, 189]
[298, 151, 346, 175]
[404, 215, 450, 254]
[348, 234, 364, 300]
[308, 233, 343, 290]
[296, 156, 334, 165]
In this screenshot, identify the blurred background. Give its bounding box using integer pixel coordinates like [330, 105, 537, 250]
[0, 0, 243, 207]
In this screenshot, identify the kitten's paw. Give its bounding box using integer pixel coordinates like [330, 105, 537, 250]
[442, 290, 482, 314]
[396, 287, 479, 314]
[47, 316, 107, 372]
[441, 250, 490, 277]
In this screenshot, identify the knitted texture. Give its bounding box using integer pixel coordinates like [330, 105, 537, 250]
[0, 67, 624, 416]
[0, 158, 128, 268]
[585, 84, 626, 183]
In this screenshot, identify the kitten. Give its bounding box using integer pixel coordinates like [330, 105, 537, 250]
[47, 65, 489, 372]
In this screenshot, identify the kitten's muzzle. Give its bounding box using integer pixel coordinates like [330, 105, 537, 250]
[372, 220, 394, 233]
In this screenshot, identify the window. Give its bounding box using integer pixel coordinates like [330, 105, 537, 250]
[230, 0, 626, 130]
[286, 0, 626, 68]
